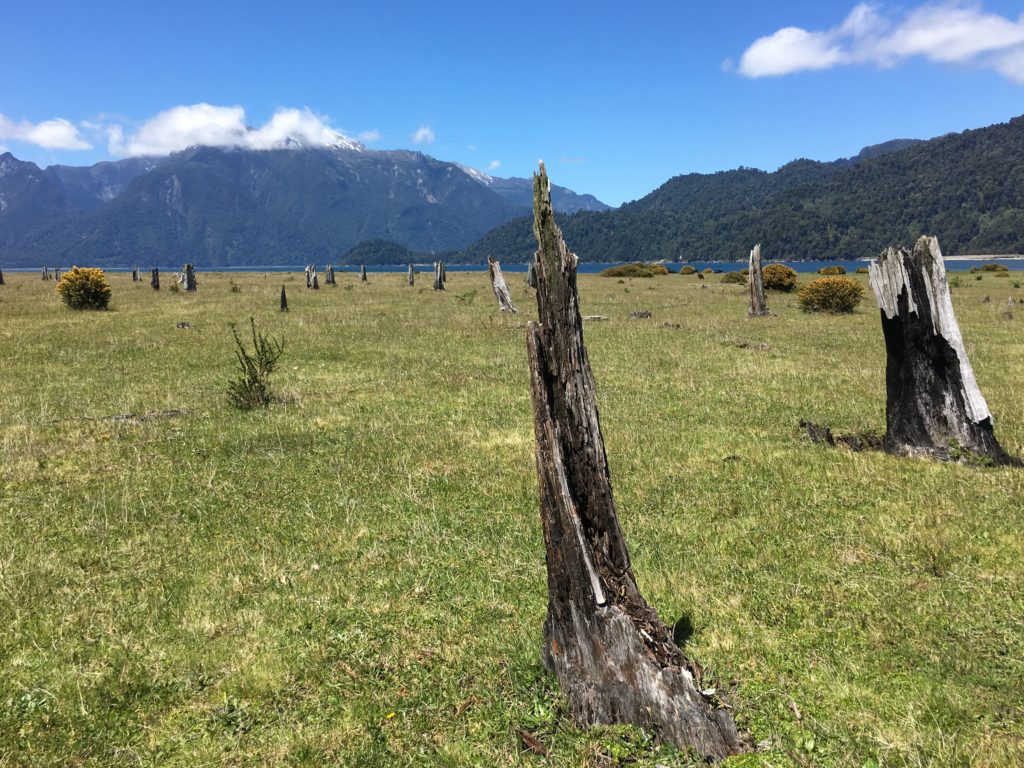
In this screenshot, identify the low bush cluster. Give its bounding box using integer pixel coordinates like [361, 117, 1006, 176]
[600, 263, 669, 278]
[817, 265, 847, 275]
[971, 263, 1009, 273]
[762, 264, 797, 292]
[56, 266, 111, 310]
[227, 318, 284, 410]
[798, 276, 865, 313]
[680, 265, 697, 275]
[721, 271, 746, 284]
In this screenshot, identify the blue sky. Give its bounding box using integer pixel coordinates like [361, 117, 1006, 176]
[2, 0, 1023, 206]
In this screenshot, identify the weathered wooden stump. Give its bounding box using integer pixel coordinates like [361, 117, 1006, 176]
[525, 162, 741, 760]
[54, 268, 61, 281]
[0, 268, 4, 285]
[487, 257, 518, 313]
[41, 267, 49, 281]
[305, 264, 319, 289]
[324, 264, 336, 285]
[440, 262, 447, 284]
[1003, 297, 1014, 320]
[527, 258, 538, 289]
[433, 261, 444, 291]
[407, 263, 415, 287]
[181, 264, 197, 291]
[280, 285, 289, 312]
[748, 244, 768, 317]
[360, 264, 367, 283]
[132, 268, 139, 282]
[150, 268, 160, 290]
[869, 236, 1016, 464]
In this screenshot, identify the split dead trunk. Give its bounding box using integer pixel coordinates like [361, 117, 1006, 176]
[305, 265, 319, 289]
[360, 265, 368, 283]
[325, 264, 335, 285]
[280, 285, 289, 312]
[181, 264, 197, 292]
[748, 244, 768, 317]
[407, 263, 415, 287]
[487, 257, 518, 313]
[42, 267, 50, 281]
[433, 261, 445, 291]
[150, 268, 160, 290]
[526, 162, 740, 761]
[869, 236, 1016, 464]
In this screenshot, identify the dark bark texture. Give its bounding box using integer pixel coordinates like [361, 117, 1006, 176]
[869, 236, 1016, 464]
[182, 264, 197, 292]
[360, 265, 368, 283]
[280, 285, 288, 312]
[525, 162, 741, 760]
[433, 261, 444, 291]
[150, 268, 160, 290]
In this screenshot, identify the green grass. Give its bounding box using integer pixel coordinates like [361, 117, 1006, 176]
[1, 269, 1023, 766]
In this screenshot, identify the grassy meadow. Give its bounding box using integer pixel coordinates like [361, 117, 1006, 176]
[1, 266, 1023, 767]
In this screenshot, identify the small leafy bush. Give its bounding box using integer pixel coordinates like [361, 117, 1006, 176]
[972, 263, 1009, 273]
[798, 276, 865, 313]
[56, 266, 111, 310]
[949, 275, 961, 288]
[601, 263, 655, 278]
[227, 318, 284, 410]
[721, 271, 746, 284]
[680, 265, 697, 275]
[649, 264, 670, 275]
[762, 264, 797, 291]
[818, 265, 847, 275]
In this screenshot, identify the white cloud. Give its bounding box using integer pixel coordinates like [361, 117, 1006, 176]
[106, 104, 356, 157]
[358, 129, 381, 143]
[412, 125, 435, 144]
[467, 144, 478, 151]
[0, 115, 92, 150]
[487, 159, 501, 170]
[737, 2, 1024, 83]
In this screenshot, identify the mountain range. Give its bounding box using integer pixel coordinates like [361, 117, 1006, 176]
[462, 116, 1024, 262]
[3, 114, 1024, 267]
[0, 142, 608, 268]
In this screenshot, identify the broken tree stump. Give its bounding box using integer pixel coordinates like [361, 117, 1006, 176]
[41, 267, 49, 281]
[132, 268, 139, 282]
[487, 257, 518, 313]
[869, 236, 1016, 464]
[360, 264, 367, 283]
[280, 285, 289, 312]
[305, 264, 319, 289]
[0, 268, 4, 285]
[151, 268, 160, 290]
[748, 243, 768, 317]
[433, 261, 444, 291]
[407, 263, 415, 287]
[525, 161, 740, 760]
[53, 268, 61, 282]
[324, 264, 335, 285]
[181, 264, 197, 291]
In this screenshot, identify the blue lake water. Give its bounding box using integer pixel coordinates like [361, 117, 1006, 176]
[12, 259, 1024, 274]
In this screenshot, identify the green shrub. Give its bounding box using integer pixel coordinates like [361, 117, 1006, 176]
[975, 275, 983, 281]
[56, 266, 111, 310]
[949, 275, 961, 288]
[818, 265, 847, 275]
[762, 264, 797, 292]
[600, 263, 655, 278]
[227, 318, 284, 410]
[680, 265, 697, 275]
[995, 271, 1010, 278]
[721, 271, 746, 284]
[798, 276, 865, 313]
[972, 263, 1009, 273]
[740, 267, 750, 276]
[649, 264, 670, 275]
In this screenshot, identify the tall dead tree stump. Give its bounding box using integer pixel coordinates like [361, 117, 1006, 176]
[181, 264, 197, 291]
[0, 269, 4, 285]
[132, 268, 139, 282]
[280, 285, 289, 312]
[748, 243, 768, 317]
[525, 162, 740, 760]
[433, 261, 444, 291]
[407, 263, 415, 287]
[41, 267, 50, 281]
[54, 268, 61, 282]
[869, 236, 1016, 464]
[360, 264, 368, 283]
[487, 257, 518, 313]
[324, 264, 336, 285]
[151, 268, 160, 290]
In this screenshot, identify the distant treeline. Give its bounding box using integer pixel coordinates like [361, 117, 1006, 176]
[458, 116, 1024, 263]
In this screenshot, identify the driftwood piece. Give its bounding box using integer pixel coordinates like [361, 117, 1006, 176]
[407, 263, 415, 287]
[280, 285, 289, 312]
[869, 236, 1016, 464]
[360, 264, 368, 283]
[150, 268, 160, 290]
[487, 257, 518, 313]
[433, 261, 445, 291]
[525, 161, 740, 760]
[748, 244, 768, 317]
[181, 264, 197, 291]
